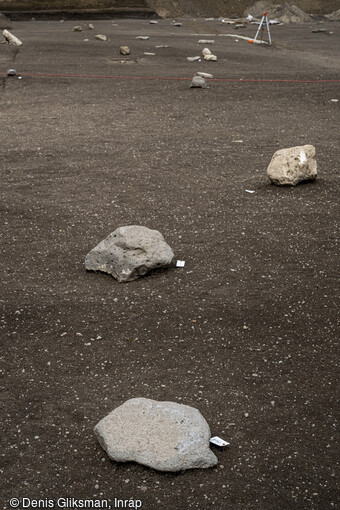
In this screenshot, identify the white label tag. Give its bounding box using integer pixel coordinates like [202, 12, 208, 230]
[210, 436, 230, 447]
[176, 260, 185, 267]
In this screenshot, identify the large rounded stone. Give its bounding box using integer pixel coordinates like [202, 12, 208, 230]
[267, 145, 317, 186]
[85, 225, 174, 282]
[94, 398, 218, 472]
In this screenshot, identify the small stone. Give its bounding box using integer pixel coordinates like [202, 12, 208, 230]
[73, 26, 82, 32]
[173, 22, 182, 27]
[197, 72, 213, 79]
[204, 54, 217, 61]
[187, 56, 201, 62]
[120, 45, 130, 55]
[88, 24, 94, 30]
[94, 398, 218, 471]
[136, 36, 149, 40]
[267, 145, 317, 186]
[202, 47, 212, 56]
[7, 68, 16, 76]
[3, 29, 22, 46]
[59, 19, 65, 23]
[190, 76, 207, 89]
[85, 225, 174, 282]
[198, 40, 215, 44]
[150, 20, 158, 24]
[95, 34, 107, 41]
[143, 52, 156, 56]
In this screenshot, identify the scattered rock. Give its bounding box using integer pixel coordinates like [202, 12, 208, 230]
[7, 68, 16, 76]
[94, 398, 218, 472]
[150, 20, 158, 24]
[85, 225, 174, 282]
[143, 52, 156, 56]
[267, 145, 317, 186]
[197, 72, 213, 79]
[234, 24, 246, 29]
[95, 34, 107, 41]
[190, 76, 207, 88]
[120, 45, 130, 55]
[73, 26, 82, 32]
[155, 45, 169, 48]
[2, 29, 22, 46]
[202, 47, 212, 56]
[59, 19, 65, 23]
[136, 36, 149, 40]
[198, 39, 215, 44]
[204, 54, 217, 61]
[88, 24, 94, 30]
[187, 56, 201, 62]
[173, 22, 182, 27]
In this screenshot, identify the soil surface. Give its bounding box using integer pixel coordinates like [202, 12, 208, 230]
[1, 16, 339, 510]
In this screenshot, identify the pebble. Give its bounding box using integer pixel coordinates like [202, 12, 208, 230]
[7, 68, 16, 76]
[120, 46, 130, 55]
[88, 24, 94, 30]
[198, 40, 215, 44]
[143, 52, 156, 56]
[187, 56, 201, 62]
[197, 72, 213, 78]
[136, 36, 149, 40]
[73, 26, 82, 32]
[95, 34, 107, 41]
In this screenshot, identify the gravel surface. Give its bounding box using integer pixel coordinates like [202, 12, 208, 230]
[1, 17, 339, 510]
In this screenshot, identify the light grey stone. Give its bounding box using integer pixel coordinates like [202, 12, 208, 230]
[187, 56, 201, 62]
[120, 45, 130, 55]
[3, 29, 22, 46]
[197, 72, 213, 79]
[190, 76, 207, 88]
[85, 225, 174, 282]
[73, 26, 82, 32]
[198, 39, 215, 44]
[267, 145, 317, 186]
[88, 24, 94, 30]
[136, 36, 149, 40]
[204, 54, 217, 61]
[95, 34, 107, 41]
[202, 47, 212, 56]
[94, 398, 218, 472]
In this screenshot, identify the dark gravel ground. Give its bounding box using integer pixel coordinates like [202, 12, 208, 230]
[1, 17, 339, 510]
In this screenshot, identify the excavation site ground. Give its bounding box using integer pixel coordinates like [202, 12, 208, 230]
[1, 15, 339, 510]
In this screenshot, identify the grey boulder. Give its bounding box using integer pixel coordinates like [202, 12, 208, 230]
[85, 225, 174, 282]
[94, 398, 218, 472]
[267, 145, 317, 186]
[190, 76, 207, 88]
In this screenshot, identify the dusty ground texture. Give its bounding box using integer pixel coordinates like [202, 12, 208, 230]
[1, 16, 339, 510]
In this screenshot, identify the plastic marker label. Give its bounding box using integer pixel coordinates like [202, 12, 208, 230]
[245, 190, 255, 193]
[176, 260, 185, 267]
[210, 436, 230, 447]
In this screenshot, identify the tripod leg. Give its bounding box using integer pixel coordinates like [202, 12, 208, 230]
[266, 16, 272, 44]
[253, 15, 264, 43]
